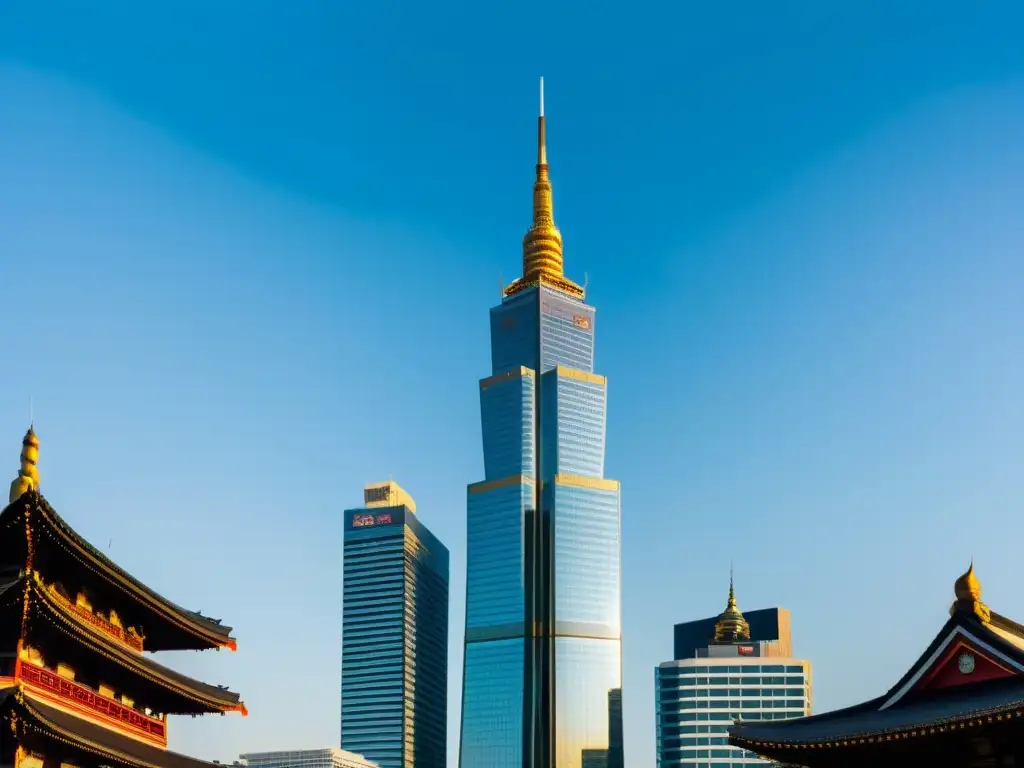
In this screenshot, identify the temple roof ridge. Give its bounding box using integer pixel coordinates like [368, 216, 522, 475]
[3, 489, 237, 651]
[729, 563, 1024, 762]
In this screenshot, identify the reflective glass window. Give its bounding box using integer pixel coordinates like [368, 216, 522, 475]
[459, 639, 524, 768]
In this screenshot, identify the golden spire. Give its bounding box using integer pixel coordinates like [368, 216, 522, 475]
[713, 568, 751, 643]
[504, 78, 584, 300]
[951, 560, 990, 623]
[9, 426, 40, 503]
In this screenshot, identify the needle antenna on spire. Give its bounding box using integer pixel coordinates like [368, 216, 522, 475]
[29, 396, 33, 428]
[539, 77, 545, 118]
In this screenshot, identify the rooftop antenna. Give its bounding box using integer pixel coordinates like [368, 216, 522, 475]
[498, 270, 504, 299]
[540, 76, 545, 118]
[583, 272, 589, 293]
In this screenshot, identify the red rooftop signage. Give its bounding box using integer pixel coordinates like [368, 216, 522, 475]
[352, 513, 394, 528]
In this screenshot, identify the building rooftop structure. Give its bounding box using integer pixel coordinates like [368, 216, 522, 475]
[241, 747, 378, 768]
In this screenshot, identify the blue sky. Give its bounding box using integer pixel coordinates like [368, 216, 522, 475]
[2, 2, 1024, 766]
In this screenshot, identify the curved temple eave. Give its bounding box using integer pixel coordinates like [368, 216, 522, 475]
[11, 492, 237, 650]
[24, 576, 243, 714]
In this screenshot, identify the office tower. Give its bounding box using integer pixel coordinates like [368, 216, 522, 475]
[342, 481, 450, 768]
[459, 80, 623, 768]
[607, 689, 623, 768]
[655, 579, 812, 767]
[241, 749, 378, 768]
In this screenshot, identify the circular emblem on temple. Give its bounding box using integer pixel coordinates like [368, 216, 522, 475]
[958, 652, 976, 675]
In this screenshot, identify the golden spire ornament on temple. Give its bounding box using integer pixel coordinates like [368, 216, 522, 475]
[9, 425, 40, 503]
[951, 560, 991, 624]
[503, 78, 585, 300]
[714, 568, 752, 643]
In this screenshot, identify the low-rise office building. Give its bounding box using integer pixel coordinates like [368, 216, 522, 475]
[656, 579, 812, 767]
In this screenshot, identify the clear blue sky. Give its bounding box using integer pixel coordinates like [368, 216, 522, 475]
[2, 2, 1024, 766]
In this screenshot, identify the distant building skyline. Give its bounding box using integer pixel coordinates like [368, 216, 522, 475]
[656, 581, 812, 767]
[341, 481, 449, 768]
[458, 82, 623, 768]
[241, 748, 378, 768]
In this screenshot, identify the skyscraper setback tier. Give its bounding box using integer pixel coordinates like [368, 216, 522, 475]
[459, 80, 623, 768]
[341, 481, 449, 768]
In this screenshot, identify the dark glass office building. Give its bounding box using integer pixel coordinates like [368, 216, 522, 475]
[342, 481, 449, 768]
[459, 82, 623, 768]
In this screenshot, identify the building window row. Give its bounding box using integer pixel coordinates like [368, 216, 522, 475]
[663, 687, 805, 698]
[670, 664, 804, 674]
[660, 674, 805, 685]
[660, 710, 805, 724]
[665, 699, 806, 711]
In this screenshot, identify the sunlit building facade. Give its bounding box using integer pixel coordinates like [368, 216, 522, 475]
[241, 749, 379, 768]
[458, 81, 623, 768]
[342, 481, 449, 768]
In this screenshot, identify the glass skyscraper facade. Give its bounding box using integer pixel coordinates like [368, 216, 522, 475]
[459, 82, 623, 768]
[342, 481, 449, 768]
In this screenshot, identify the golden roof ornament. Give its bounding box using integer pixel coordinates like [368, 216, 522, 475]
[951, 560, 990, 624]
[714, 569, 751, 643]
[9, 426, 40, 504]
[504, 78, 585, 300]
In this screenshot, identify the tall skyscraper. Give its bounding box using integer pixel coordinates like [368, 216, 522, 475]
[459, 80, 623, 768]
[342, 481, 449, 768]
[655, 579, 812, 767]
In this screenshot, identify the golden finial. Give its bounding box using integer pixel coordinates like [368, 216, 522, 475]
[951, 560, 990, 624]
[713, 568, 751, 643]
[954, 560, 981, 601]
[9, 426, 40, 504]
[504, 78, 585, 300]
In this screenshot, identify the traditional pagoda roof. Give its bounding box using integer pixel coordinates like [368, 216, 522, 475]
[730, 564, 1024, 759]
[1, 490, 236, 651]
[3, 685, 227, 768]
[0, 574, 244, 714]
